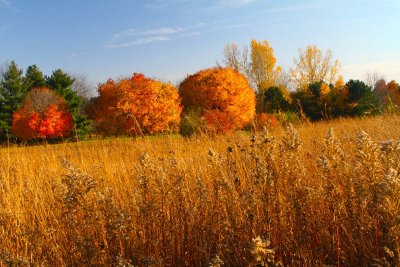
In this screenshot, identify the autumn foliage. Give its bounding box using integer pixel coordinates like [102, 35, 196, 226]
[250, 39, 281, 91]
[12, 87, 73, 140]
[373, 80, 400, 108]
[91, 73, 181, 136]
[179, 67, 256, 133]
[255, 112, 279, 129]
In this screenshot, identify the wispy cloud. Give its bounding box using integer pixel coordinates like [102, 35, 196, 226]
[112, 27, 184, 41]
[108, 26, 185, 48]
[107, 21, 251, 49]
[107, 36, 170, 48]
[144, 0, 256, 10]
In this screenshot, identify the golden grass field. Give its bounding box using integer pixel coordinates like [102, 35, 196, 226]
[1, 115, 400, 266]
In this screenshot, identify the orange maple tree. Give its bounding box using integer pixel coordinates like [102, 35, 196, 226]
[12, 87, 73, 140]
[92, 73, 182, 136]
[179, 67, 256, 133]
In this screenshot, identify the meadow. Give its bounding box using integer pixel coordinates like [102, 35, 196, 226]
[1, 115, 400, 266]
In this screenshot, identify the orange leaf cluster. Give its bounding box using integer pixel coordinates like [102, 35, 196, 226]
[12, 87, 73, 140]
[202, 110, 235, 134]
[179, 67, 256, 133]
[256, 112, 279, 129]
[92, 73, 182, 136]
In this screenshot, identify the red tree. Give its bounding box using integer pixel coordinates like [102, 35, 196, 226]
[12, 87, 73, 141]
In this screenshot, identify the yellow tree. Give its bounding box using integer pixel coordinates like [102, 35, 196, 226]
[290, 45, 341, 90]
[250, 39, 281, 92]
[334, 75, 345, 89]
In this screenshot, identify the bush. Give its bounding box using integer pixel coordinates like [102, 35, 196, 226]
[91, 73, 182, 136]
[179, 67, 256, 134]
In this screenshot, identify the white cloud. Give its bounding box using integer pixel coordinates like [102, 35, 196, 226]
[107, 36, 170, 48]
[144, 0, 256, 10]
[112, 27, 184, 41]
[109, 26, 185, 48]
[144, 27, 184, 35]
[107, 20, 252, 49]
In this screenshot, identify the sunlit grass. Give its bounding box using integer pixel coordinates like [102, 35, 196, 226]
[0, 114, 400, 266]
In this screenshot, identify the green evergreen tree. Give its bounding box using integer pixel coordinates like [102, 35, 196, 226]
[346, 80, 381, 116]
[0, 61, 28, 141]
[47, 69, 91, 140]
[25, 64, 46, 90]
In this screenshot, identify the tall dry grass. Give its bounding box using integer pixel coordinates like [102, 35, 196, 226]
[1, 115, 400, 266]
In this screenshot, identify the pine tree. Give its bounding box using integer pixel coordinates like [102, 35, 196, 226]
[25, 64, 46, 90]
[346, 80, 380, 116]
[46, 69, 91, 139]
[0, 61, 28, 140]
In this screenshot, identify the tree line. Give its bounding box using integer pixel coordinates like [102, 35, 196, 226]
[1, 41, 399, 142]
[0, 62, 90, 142]
[221, 41, 399, 121]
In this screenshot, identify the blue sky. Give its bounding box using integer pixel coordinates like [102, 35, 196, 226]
[1, 0, 399, 88]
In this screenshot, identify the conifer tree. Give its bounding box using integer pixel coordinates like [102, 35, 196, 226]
[0, 61, 28, 140]
[47, 69, 91, 139]
[25, 64, 46, 90]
